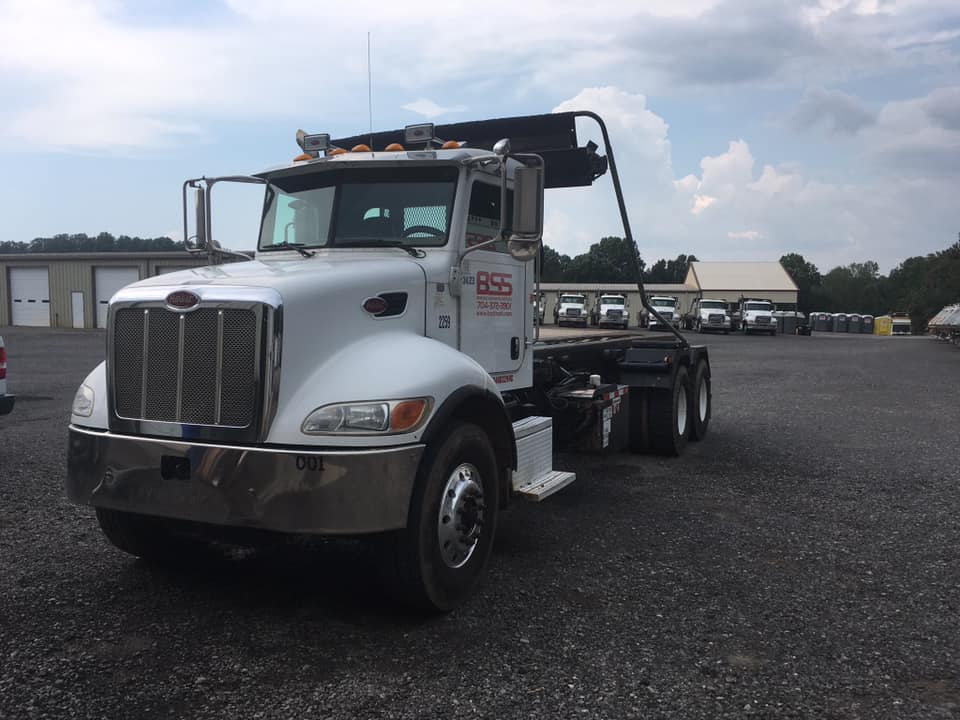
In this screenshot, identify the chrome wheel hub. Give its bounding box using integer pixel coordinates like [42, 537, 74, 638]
[676, 384, 688, 436]
[438, 463, 485, 569]
[698, 376, 708, 422]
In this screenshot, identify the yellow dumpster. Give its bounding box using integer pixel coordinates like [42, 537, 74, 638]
[874, 315, 892, 336]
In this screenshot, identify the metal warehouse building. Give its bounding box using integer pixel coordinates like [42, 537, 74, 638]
[0, 253, 209, 329]
[685, 261, 798, 308]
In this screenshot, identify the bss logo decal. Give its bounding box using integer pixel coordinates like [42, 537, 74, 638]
[477, 271, 513, 296]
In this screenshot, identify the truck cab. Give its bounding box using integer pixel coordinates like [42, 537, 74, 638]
[739, 299, 776, 335]
[645, 296, 679, 330]
[594, 294, 629, 328]
[556, 293, 588, 327]
[692, 298, 731, 334]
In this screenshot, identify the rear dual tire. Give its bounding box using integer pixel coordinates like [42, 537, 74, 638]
[629, 359, 711, 455]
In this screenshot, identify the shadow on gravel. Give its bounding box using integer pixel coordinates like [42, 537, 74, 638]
[109, 539, 441, 627]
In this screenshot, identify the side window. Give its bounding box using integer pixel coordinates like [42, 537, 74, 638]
[467, 180, 512, 251]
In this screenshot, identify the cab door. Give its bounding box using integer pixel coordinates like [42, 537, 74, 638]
[458, 179, 529, 378]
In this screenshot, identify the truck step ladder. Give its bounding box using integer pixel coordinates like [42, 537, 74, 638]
[511, 416, 576, 501]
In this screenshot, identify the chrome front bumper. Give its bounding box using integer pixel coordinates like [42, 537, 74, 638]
[66, 426, 424, 535]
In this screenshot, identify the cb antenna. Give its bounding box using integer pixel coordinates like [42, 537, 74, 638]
[367, 31, 373, 152]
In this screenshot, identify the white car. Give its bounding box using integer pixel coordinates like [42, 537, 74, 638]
[595, 294, 629, 328]
[0, 336, 13, 415]
[556, 293, 588, 327]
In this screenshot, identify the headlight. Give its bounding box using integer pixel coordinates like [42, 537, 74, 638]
[302, 398, 431, 435]
[72, 384, 94, 417]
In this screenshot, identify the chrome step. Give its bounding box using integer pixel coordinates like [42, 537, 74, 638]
[515, 470, 576, 502]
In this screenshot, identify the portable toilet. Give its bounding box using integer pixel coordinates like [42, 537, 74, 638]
[848, 313, 863, 333]
[781, 311, 799, 335]
[834, 313, 849, 333]
[874, 315, 892, 336]
[814, 312, 831, 332]
[861, 314, 874, 334]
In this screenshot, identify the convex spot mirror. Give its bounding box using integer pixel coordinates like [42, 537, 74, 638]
[508, 165, 544, 262]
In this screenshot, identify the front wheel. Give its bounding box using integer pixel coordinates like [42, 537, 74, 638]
[381, 422, 499, 612]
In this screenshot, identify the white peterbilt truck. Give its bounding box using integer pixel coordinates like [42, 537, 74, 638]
[66, 112, 712, 611]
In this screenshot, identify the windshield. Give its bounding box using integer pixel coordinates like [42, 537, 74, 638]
[700, 301, 726, 309]
[651, 298, 676, 307]
[258, 167, 458, 250]
[560, 295, 584, 304]
[601, 296, 625, 305]
[745, 302, 772, 311]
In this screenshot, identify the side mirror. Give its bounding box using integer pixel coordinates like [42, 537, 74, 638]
[508, 165, 544, 262]
[194, 187, 207, 249]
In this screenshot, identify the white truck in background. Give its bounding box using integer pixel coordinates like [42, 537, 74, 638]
[593, 294, 630, 328]
[0, 336, 13, 415]
[644, 296, 680, 330]
[556, 293, 589, 327]
[691, 298, 732, 334]
[739, 298, 777, 335]
[65, 112, 713, 612]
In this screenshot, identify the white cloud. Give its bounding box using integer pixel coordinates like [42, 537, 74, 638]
[691, 194, 717, 215]
[727, 230, 764, 241]
[401, 99, 467, 119]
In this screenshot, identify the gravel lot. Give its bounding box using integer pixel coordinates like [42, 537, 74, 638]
[1, 327, 959, 719]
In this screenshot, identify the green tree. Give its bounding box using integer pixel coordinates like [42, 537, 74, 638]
[779, 253, 821, 313]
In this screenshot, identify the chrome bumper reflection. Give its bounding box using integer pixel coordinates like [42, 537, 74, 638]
[66, 426, 424, 534]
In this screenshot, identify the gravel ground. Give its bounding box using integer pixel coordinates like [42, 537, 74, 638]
[1, 326, 959, 719]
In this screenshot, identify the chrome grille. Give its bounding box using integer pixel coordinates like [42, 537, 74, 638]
[756, 316, 771, 324]
[113, 306, 258, 427]
[566, 308, 581, 317]
[606, 309, 623, 319]
[708, 313, 725, 324]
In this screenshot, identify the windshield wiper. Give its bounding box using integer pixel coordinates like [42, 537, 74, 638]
[265, 241, 315, 258]
[335, 239, 425, 258]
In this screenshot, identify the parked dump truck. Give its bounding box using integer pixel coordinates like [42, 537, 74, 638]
[738, 298, 777, 335]
[644, 296, 680, 330]
[691, 298, 731, 334]
[66, 112, 711, 611]
[593, 293, 630, 328]
[556, 292, 589, 327]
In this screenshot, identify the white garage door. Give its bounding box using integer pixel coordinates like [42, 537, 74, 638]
[95, 267, 140, 328]
[9, 267, 51, 327]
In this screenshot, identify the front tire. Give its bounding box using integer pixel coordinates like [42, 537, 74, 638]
[381, 422, 499, 612]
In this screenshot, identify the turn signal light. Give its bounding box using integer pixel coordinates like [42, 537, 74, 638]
[385, 143, 405, 151]
[351, 144, 371, 152]
[293, 152, 312, 162]
[440, 140, 461, 149]
[391, 399, 428, 432]
[329, 147, 347, 156]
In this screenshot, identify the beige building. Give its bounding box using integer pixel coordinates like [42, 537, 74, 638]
[685, 262, 799, 309]
[0, 252, 209, 329]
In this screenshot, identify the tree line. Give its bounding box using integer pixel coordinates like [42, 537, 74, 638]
[780, 238, 960, 328]
[542, 236, 696, 284]
[0, 233, 183, 254]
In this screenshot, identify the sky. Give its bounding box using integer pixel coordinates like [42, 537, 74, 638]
[0, 0, 957, 273]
